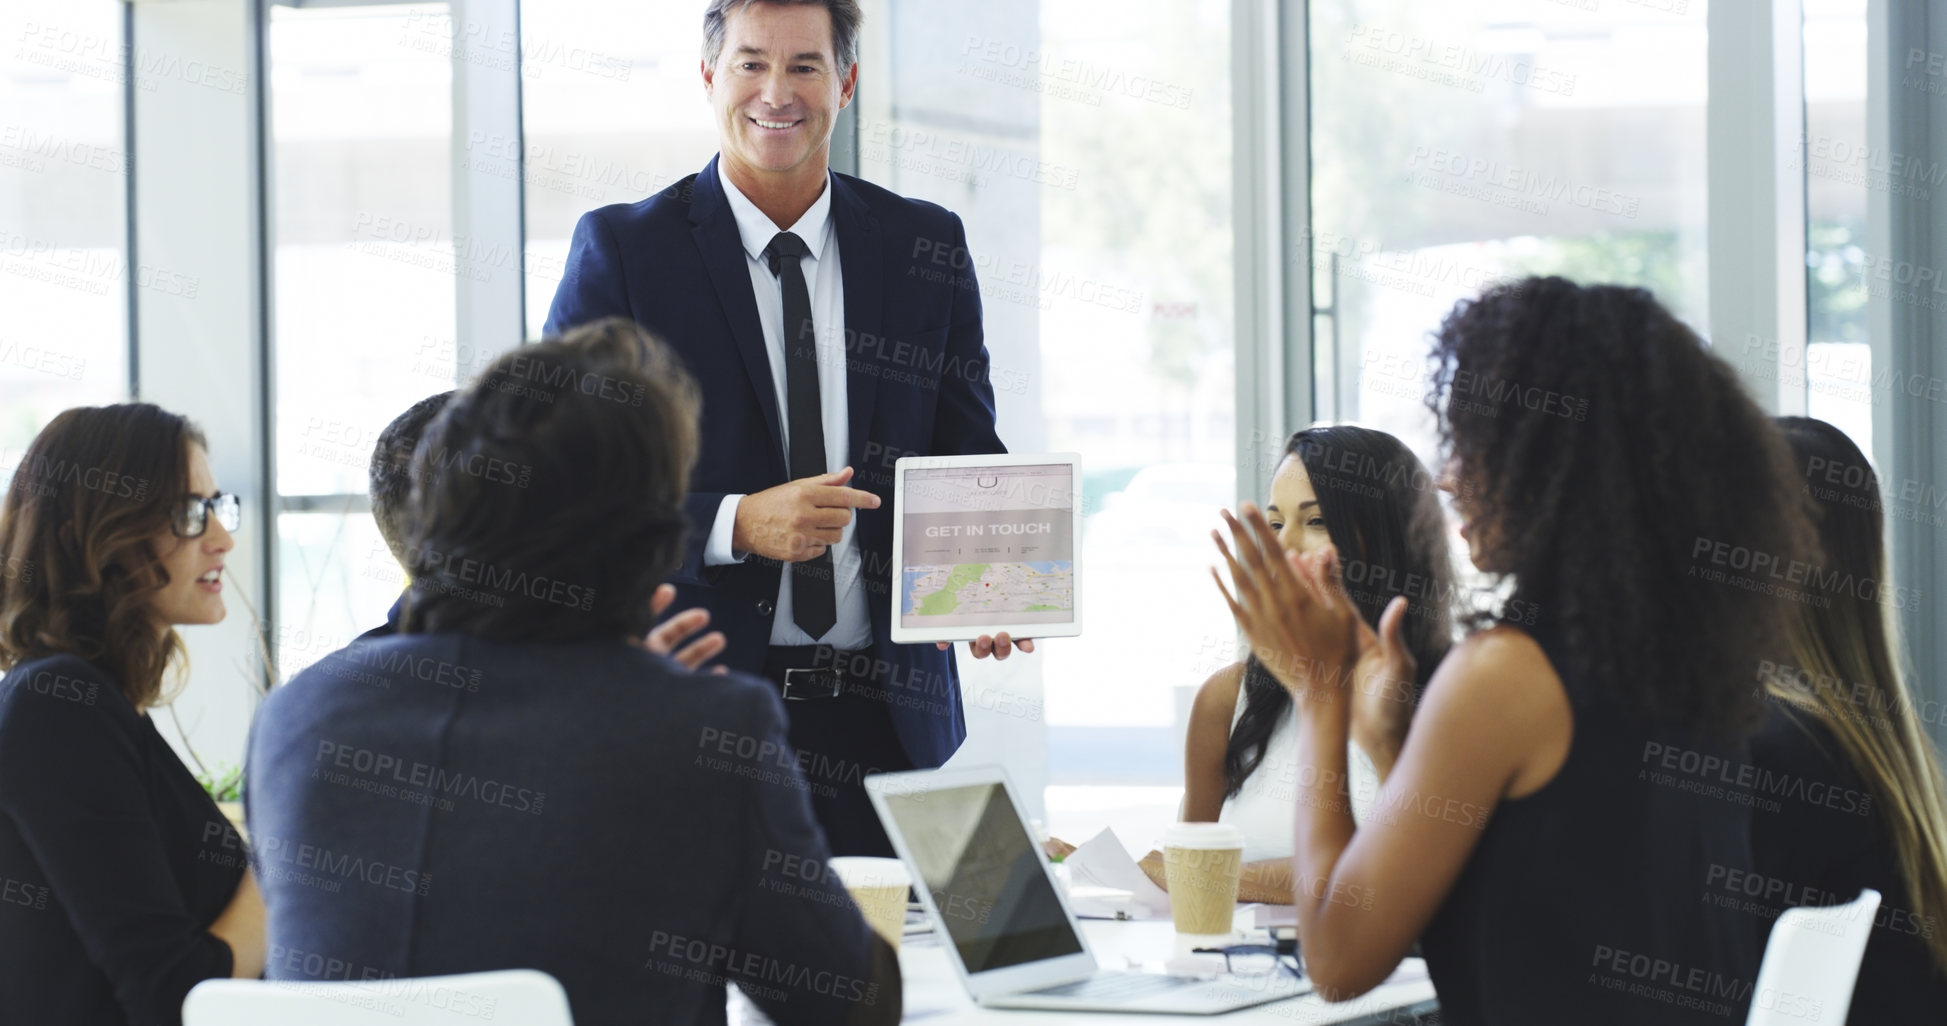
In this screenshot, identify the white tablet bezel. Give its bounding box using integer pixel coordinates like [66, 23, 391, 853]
[888, 453, 1084, 645]
[863, 766, 1100, 1002]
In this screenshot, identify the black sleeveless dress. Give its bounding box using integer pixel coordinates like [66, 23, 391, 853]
[1418, 625, 1762, 1024]
[1746, 704, 1947, 1023]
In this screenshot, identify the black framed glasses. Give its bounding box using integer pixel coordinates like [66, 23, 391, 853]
[1193, 929, 1303, 980]
[174, 493, 241, 539]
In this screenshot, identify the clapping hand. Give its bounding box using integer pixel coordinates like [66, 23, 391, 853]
[1349, 595, 1418, 772]
[638, 584, 728, 673]
[1211, 504, 1360, 704]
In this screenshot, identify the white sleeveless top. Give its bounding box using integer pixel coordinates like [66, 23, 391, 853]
[1216, 680, 1381, 862]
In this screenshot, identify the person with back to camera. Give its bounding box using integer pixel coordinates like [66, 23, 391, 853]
[0, 404, 265, 1026]
[1741, 416, 1947, 1020]
[246, 318, 899, 1026]
[1046, 426, 1456, 904]
[364, 392, 726, 669]
[545, 0, 1020, 857]
[1217, 277, 1816, 1024]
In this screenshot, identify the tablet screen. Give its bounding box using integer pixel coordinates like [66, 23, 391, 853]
[898, 462, 1076, 633]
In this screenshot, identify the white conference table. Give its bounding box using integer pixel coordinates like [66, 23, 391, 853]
[888, 916, 1438, 1025]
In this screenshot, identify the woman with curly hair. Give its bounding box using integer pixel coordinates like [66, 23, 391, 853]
[0, 404, 266, 1026]
[1217, 276, 1815, 1024]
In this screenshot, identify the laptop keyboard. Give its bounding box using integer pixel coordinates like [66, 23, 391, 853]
[1027, 972, 1201, 1002]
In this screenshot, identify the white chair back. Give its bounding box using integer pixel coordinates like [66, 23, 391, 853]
[184, 967, 573, 1026]
[1745, 887, 1880, 1026]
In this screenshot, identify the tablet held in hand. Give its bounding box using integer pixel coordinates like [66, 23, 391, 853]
[889, 454, 1084, 645]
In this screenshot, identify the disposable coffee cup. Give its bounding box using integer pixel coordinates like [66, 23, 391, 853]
[1163, 823, 1245, 936]
[828, 856, 912, 951]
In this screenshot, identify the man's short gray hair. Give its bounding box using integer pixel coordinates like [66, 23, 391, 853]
[703, 0, 862, 72]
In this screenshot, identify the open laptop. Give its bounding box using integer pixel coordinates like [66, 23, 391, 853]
[863, 766, 1312, 1014]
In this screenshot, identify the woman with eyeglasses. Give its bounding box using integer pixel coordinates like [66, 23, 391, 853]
[0, 404, 265, 1026]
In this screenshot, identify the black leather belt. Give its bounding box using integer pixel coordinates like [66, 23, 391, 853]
[763, 645, 877, 702]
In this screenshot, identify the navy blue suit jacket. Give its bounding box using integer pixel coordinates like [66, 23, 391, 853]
[545, 157, 1006, 768]
[246, 632, 897, 1026]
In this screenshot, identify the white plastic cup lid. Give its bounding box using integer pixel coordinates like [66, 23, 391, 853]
[1163, 823, 1245, 850]
[827, 856, 912, 888]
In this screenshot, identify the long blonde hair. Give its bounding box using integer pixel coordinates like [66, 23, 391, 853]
[1769, 417, 1947, 972]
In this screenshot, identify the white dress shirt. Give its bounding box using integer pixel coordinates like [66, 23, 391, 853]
[703, 171, 873, 650]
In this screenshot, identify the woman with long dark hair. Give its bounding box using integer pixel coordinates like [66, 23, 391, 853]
[0, 404, 265, 1026]
[1747, 417, 1947, 1019]
[1171, 425, 1454, 903]
[1218, 276, 1814, 1023]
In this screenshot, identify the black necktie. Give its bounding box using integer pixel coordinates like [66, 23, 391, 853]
[764, 231, 837, 641]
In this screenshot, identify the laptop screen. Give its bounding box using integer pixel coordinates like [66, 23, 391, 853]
[877, 780, 1085, 974]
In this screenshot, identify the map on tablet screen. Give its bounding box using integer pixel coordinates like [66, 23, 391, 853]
[890, 456, 1084, 644]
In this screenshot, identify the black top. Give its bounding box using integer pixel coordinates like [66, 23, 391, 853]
[1747, 704, 1947, 1022]
[0, 654, 244, 1026]
[1419, 626, 1761, 1025]
[246, 631, 898, 1026]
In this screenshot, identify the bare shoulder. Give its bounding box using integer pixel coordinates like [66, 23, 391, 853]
[1438, 625, 1556, 689]
[1190, 661, 1247, 723]
[1420, 626, 1569, 738]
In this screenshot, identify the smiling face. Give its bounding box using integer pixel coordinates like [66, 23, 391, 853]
[147, 443, 231, 630]
[703, 1, 857, 192]
[1266, 456, 1336, 557]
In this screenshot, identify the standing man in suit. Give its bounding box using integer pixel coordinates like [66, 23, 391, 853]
[545, 0, 1024, 856]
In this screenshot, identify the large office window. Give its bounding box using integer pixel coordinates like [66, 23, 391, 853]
[0, 1, 129, 459]
[1310, 0, 1709, 464]
[863, 0, 1235, 836]
[1802, 0, 1870, 454]
[520, 0, 719, 340]
[268, 3, 457, 677]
